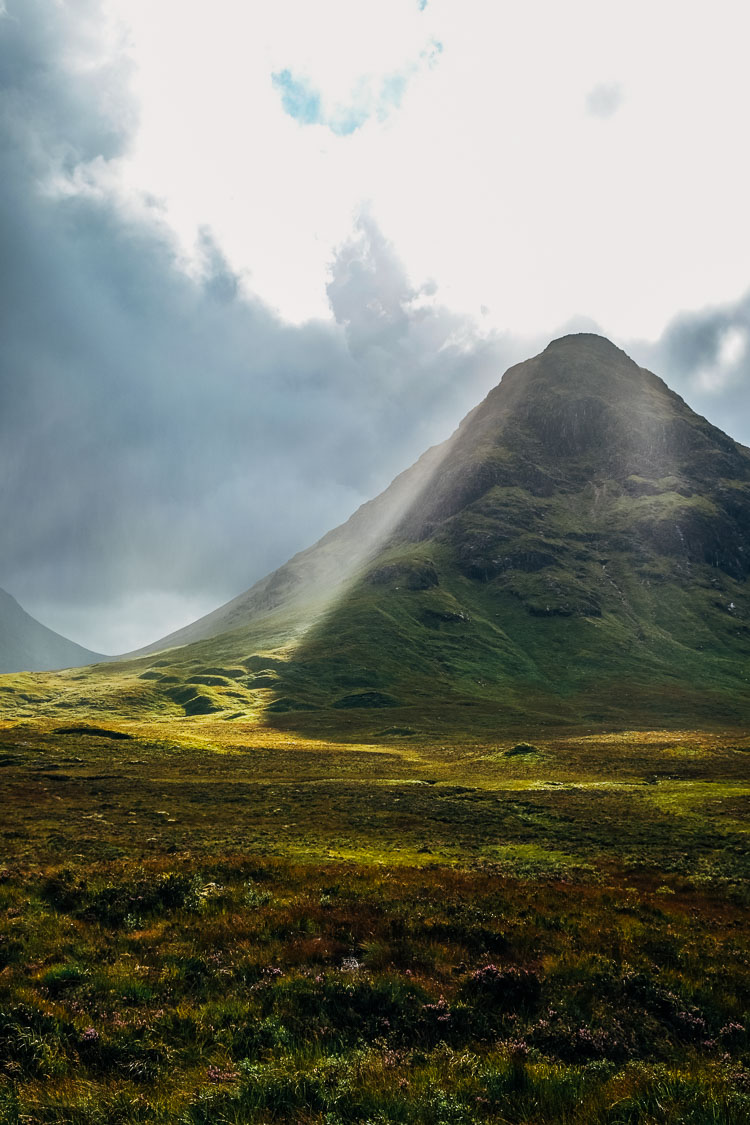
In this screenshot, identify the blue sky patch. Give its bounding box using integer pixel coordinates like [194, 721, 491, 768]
[272, 68, 371, 135]
[272, 70, 323, 127]
[273, 38, 441, 136]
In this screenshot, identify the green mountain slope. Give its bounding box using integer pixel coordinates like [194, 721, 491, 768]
[265, 334, 749, 728]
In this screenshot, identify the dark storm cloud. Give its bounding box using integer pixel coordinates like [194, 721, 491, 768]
[0, 1, 518, 650]
[627, 294, 750, 448]
[652, 299, 750, 380]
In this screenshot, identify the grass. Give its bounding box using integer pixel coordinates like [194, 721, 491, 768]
[0, 716, 747, 1121]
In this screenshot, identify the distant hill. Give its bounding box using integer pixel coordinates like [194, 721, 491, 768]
[0, 587, 102, 672]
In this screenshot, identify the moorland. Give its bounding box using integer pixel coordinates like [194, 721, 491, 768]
[0, 709, 748, 1123]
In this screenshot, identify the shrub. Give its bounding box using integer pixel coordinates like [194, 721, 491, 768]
[461, 964, 542, 1010]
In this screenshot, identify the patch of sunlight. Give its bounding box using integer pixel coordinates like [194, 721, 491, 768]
[639, 780, 750, 817]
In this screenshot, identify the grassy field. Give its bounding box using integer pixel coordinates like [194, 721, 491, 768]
[0, 714, 748, 1123]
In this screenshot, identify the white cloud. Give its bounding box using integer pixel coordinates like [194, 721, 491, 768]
[585, 82, 624, 119]
[82, 1, 750, 345]
[694, 324, 748, 393]
[718, 324, 747, 369]
[91, 0, 750, 342]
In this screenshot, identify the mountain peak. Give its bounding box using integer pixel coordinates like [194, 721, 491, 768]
[543, 331, 625, 354]
[499, 332, 647, 399]
[490, 333, 646, 409]
[397, 333, 750, 546]
[538, 332, 648, 379]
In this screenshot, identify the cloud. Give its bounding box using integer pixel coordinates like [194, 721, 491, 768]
[692, 326, 748, 394]
[91, 0, 750, 343]
[0, 0, 518, 652]
[626, 292, 750, 444]
[585, 82, 624, 118]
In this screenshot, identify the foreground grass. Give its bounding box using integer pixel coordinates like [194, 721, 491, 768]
[0, 720, 748, 1121]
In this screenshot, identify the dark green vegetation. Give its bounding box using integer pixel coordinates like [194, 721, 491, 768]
[0, 720, 748, 1122]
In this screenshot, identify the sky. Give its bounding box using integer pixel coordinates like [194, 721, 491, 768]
[1, 0, 749, 654]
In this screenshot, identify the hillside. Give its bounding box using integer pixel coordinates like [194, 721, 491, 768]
[0, 586, 103, 673]
[131, 437, 449, 656]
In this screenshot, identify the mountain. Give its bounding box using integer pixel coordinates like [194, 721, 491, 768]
[0, 587, 103, 673]
[3, 333, 747, 731]
[130, 332, 749, 731]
